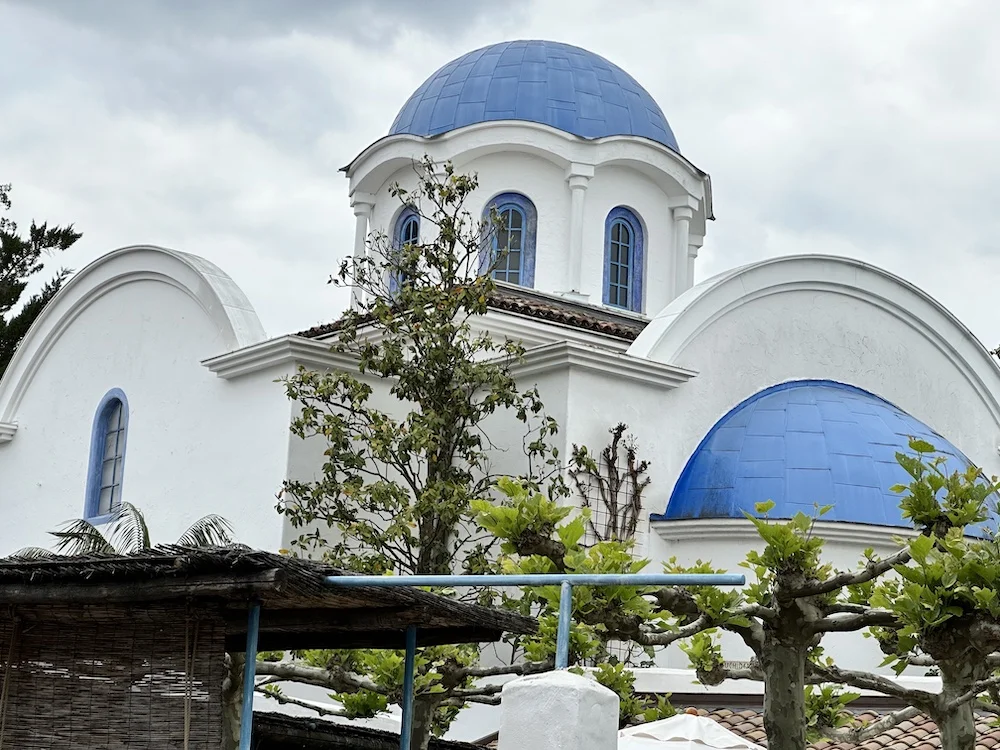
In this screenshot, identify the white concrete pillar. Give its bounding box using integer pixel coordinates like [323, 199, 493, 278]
[672, 206, 693, 299]
[497, 671, 619, 750]
[565, 163, 594, 301]
[688, 233, 704, 289]
[350, 192, 375, 310]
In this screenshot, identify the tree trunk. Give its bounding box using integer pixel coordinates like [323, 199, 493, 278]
[221, 652, 244, 750]
[760, 641, 808, 750]
[409, 694, 439, 750]
[935, 660, 981, 750]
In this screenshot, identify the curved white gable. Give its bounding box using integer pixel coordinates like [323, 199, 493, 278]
[0, 244, 267, 427]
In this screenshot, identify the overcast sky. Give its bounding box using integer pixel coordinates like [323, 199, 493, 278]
[3, 0, 1000, 347]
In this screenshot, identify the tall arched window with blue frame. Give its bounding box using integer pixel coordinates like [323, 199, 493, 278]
[84, 389, 129, 521]
[482, 193, 537, 288]
[390, 208, 420, 295]
[603, 207, 644, 312]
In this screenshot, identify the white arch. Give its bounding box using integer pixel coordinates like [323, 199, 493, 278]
[628, 254, 1000, 425]
[343, 121, 712, 219]
[0, 244, 267, 425]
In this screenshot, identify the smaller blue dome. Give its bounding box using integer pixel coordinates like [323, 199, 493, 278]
[656, 380, 998, 535]
[389, 40, 679, 151]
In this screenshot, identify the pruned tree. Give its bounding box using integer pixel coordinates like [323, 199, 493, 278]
[0, 183, 80, 377]
[478, 439, 1000, 750]
[267, 158, 567, 750]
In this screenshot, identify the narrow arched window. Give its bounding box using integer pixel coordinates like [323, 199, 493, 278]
[84, 389, 129, 521]
[603, 207, 644, 312]
[481, 193, 537, 288]
[390, 208, 420, 294]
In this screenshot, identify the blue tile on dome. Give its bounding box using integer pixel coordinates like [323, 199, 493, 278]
[747, 409, 786, 437]
[577, 92, 606, 120]
[447, 62, 475, 84]
[572, 68, 602, 96]
[486, 77, 519, 111]
[411, 99, 437, 133]
[737, 460, 786, 479]
[429, 96, 460, 130]
[520, 62, 548, 83]
[454, 101, 486, 126]
[515, 82, 547, 118]
[604, 103, 632, 132]
[786, 403, 823, 433]
[786, 432, 829, 469]
[834, 484, 889, 525]
[656, 380, 1000, 535]
[829, 453, 881, 488]
[498, 46, 526, 65]
[707, 426, 746, 452]
[734, 477, 785, 510]
[740, 435, 785, 462]
[440, 82, 465, 98]
[459, 76, 491, 103]
[787, 468, 835, 505]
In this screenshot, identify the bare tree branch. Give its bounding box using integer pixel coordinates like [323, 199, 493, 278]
[256, 661, 387, 695]
[788, 548, 911, 600]
[808, 663, 936, 708]
[819, 706, 922, 744]
[256, 687, 349, 718]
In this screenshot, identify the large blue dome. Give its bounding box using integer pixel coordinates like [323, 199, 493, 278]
[656, 380, 998, 535]
[388, 40, 679, 151]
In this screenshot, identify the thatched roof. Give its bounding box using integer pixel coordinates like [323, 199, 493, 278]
[0, 545, 536, 650]
[254, 713, 485, 749]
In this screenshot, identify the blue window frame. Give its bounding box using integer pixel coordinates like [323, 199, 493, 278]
[390, 208, 420, 294]
[481, 192, 536, 288]
[602, 207, 644, 312]
[84, 389, 129, 522]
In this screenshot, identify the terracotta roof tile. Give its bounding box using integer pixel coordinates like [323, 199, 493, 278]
[696, 707, 1000, 750]
[296, 286, 648, 342]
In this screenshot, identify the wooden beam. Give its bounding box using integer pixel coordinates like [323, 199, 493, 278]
[230, 626, 507, 652]
[0, 569, 288, 604]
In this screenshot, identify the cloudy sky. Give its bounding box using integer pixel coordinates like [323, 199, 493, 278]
[3, 0, 1000, 347]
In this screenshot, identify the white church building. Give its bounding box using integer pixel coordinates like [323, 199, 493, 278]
[2, 39, 999, 716]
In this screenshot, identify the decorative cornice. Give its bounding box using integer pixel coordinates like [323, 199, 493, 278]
[0, 422, 16, 444]
[651, 517, 919, 547]
[202, 336, 355, 380]
[513, 341, 696, 389]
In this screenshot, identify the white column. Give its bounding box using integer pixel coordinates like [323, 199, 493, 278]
[350, 192, 375, 311]
[688, 233, 705, 289]
[672, 205, 693, 299]
[498, 671, 619, 750]
[565, 163, 594, 301]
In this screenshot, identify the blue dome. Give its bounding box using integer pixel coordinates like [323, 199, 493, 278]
[656, 380, 998, 534]
[389, 40, 679, 151]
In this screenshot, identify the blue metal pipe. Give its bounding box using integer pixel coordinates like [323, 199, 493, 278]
[400, 625, 417, 750]
[240, 601, 262, 750]
[324, 573, 744, 587]
[555, 581, 573, 669]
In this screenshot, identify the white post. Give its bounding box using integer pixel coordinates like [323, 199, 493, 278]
[350, 193, 375, 310]
[565, 163, 594, 301]
[672, 205, 693, 299]
[497, 671, 619, 750]
[688, 233, 704, 289]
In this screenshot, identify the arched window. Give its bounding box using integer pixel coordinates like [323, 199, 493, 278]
[603, 207, 644, 312]
[390, 208, 420, 294]
[84, 389, 129, 521]
[482, 193, 537, 288]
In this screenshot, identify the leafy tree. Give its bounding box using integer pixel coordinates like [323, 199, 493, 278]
[14, 501, 234, 556]
[266, 158, 566, 750]
[0, 183, 80, 377]
[480, 440, 1000, 750]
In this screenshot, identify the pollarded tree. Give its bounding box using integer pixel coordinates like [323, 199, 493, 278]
[0, 183, 80, 377]
[478, 440, 1000, 750]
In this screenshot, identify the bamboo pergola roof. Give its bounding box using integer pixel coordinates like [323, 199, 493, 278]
[0, 545, 536, 650]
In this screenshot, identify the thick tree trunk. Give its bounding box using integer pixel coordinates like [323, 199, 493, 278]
[761, 641, 808, 750]
[221, 652, 244, 750]
[409, 694, 439, 750]
[935, 660, 980, 750]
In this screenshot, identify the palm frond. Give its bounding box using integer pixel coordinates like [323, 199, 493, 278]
[50, 519, 115, 556]
[105, 502, 150, 554]
[175, 514, 234, 548]
[7, 547, 61, 560]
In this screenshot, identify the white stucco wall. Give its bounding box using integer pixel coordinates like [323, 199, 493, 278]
[0, 246, 291, 554]
[346, 121, 710, 315]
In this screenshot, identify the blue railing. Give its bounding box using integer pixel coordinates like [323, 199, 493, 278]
[240, 572, 744, 750]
